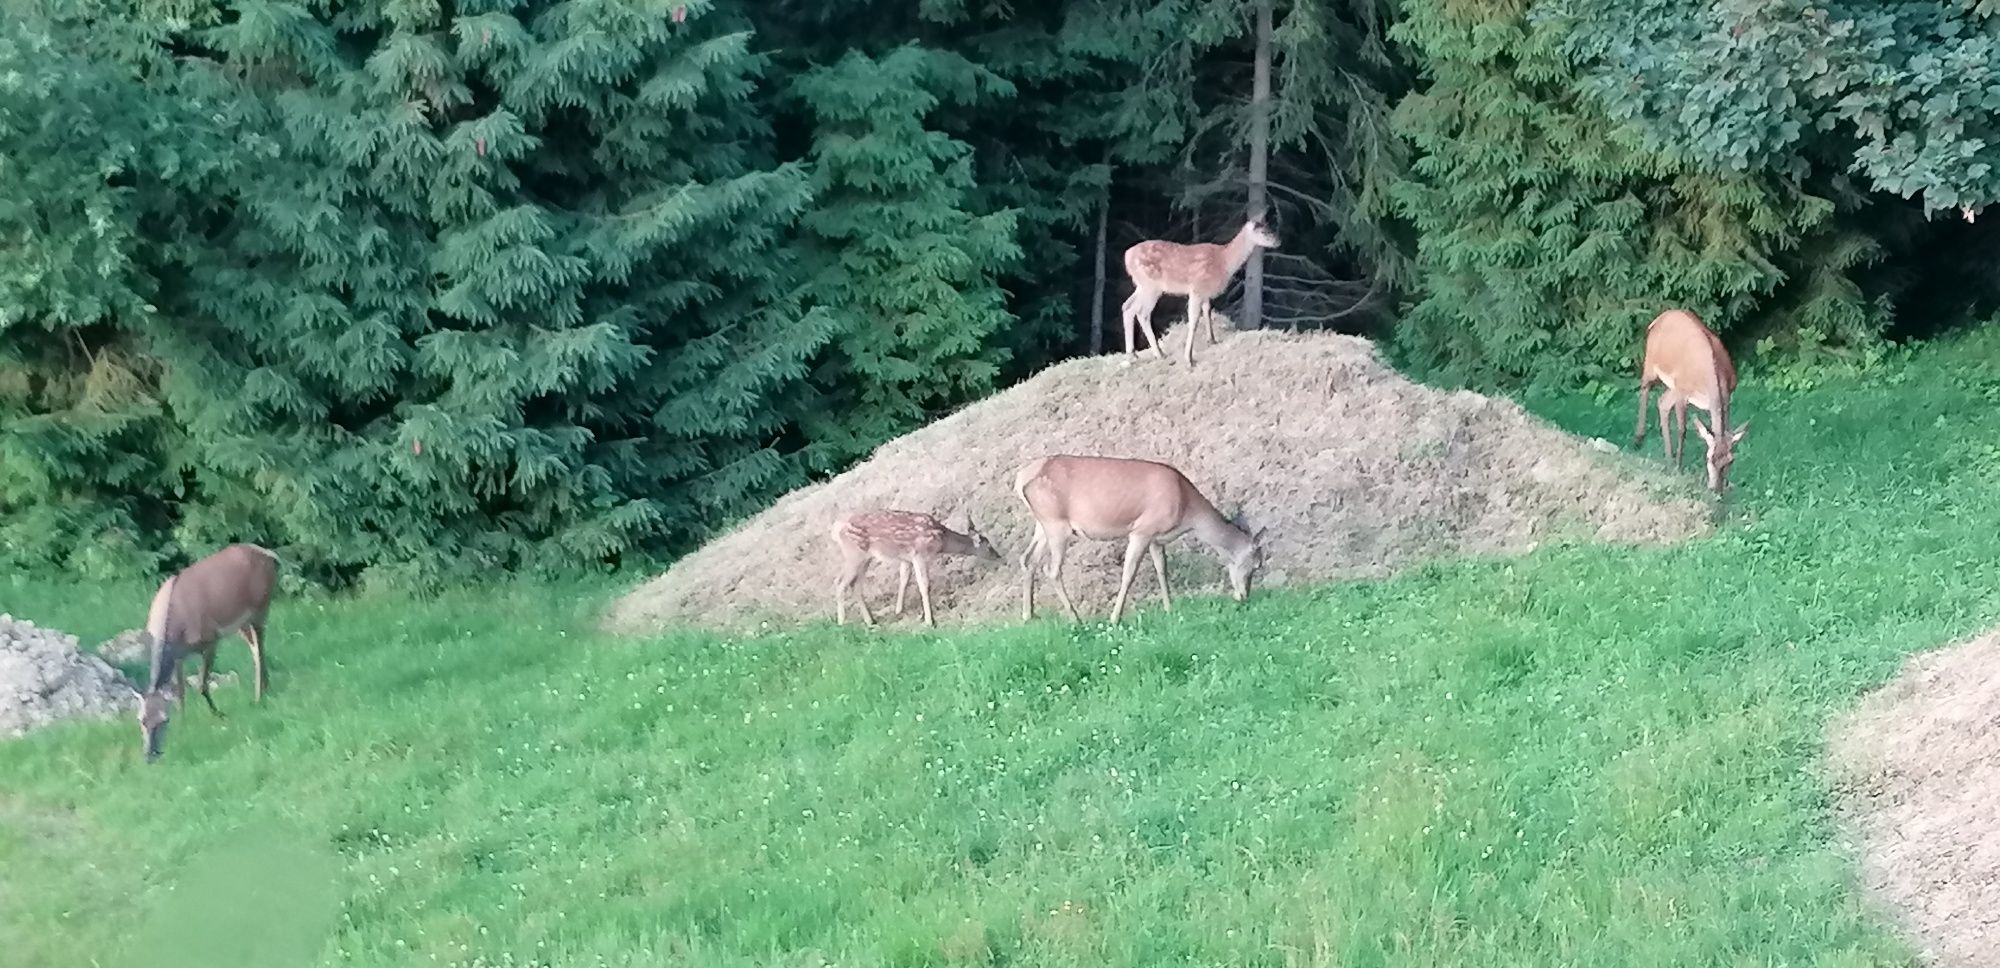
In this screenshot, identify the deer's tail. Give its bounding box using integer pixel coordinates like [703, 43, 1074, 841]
[1013, 458, 1050, 508]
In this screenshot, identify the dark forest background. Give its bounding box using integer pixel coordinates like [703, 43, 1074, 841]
[5, 0, 1997, 588]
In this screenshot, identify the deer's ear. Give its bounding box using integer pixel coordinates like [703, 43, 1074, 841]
[1692, 419, 1715, 444]
[1730, 421, 1750, 443]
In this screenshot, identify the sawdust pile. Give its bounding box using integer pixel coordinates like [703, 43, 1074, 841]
[0, 615, 135, 739]
[606, 326, 1711, 633]
[1829, 632, 2000, 967]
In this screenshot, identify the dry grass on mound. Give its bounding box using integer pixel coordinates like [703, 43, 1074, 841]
[606, 325, 1711, 633]
[1830, 633, 2000, 967]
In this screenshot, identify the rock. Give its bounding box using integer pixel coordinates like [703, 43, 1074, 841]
[0, 616, 136, 739]
[97, 628, 151, 667]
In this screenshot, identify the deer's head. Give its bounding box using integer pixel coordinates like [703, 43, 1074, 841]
[1246, 218, 1279, 250]
[136, 688, 171, 763]
[959, 515, 1002, 561]
[1224, 515, 1265, 602]
[1692, 418, 1750, 494]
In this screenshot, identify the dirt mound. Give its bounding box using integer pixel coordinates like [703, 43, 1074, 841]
[606, 326, 1711, 633]
[0, 615, 136, 739]
[1829, 632, 2000, 967]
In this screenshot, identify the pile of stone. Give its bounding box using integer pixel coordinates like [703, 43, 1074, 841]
[0, 615, 135, 739]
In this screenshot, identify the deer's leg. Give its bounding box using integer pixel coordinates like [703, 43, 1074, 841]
[1672, 398, 1688, 468]
[1135, 295, 1167, 360]
[1656, 391, 1678, 463]
[1020, 526, 1046, 620]
[913, 559, 936, 628]
[244, 624, 267, 703]
[1120, 292, 1152, 360]
[1204, 300, 1219, 344]
[1149, 542, 1171, 612]
[1633, 377, 1654, 448]
[834, 558, 872, 626]
[1041, 528, 1083, 622]
[1121, 291, 1143, 356]
[1182, 299, 1205, 367]
[853, 574, 876, 625]
[1109, 534, 1151, 624]
[893, 561, 911, 616]
[197, 648, 223, 718]
[1125, 288, 1161, 358]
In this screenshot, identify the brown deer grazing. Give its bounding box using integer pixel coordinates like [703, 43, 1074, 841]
[1121, 218, 1280, 367]
[1634, 308, 1749, 494]
[135, 543, 280, 763]
[830, 510, 1001, 628]
[1014, 455, 1260, 624]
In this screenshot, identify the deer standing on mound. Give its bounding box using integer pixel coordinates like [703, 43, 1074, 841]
[1633, 308, 1749, 494]
[1121, 218, 1280, 368]
[1014, 455, 1260, 624]
[831, 510, 1001, 628]
[135, 543, 280, 763]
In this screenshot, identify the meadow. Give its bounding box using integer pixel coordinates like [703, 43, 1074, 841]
[8, 329, 2000, 967]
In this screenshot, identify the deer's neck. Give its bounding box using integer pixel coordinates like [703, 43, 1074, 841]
[1703, 339, 1730, 436]
[939, 529, 977, 556]
[1219, 224, 1261, 278]
[1189, 502, 1254, 558]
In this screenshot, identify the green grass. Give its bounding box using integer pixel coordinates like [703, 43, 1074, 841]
[9, 331, 2000, 967]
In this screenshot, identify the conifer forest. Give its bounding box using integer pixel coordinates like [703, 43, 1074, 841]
[5, 0, 1999, 590]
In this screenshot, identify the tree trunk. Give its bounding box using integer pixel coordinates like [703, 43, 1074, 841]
[1090, 195, 1108, 355]
[1243, 0, 1273, 330]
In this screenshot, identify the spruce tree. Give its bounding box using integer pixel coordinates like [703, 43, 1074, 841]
[147, 0, 830, 587]
[754, 1, 1110, 373]
[788, 46, 1022, 466]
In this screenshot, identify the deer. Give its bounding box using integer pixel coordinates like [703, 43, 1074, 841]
[135, 543, 280, 763]
[830, 510, 1001, 628]
[1633, 308, 1749, 494]
[1121, 218, 1280, 368]
[1014, 455, 1260, 624]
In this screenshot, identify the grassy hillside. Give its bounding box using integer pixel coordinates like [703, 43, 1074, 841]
[9, 329, 2000, 967]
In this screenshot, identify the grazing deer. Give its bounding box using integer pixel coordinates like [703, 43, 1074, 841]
[1633, 308, 1749, 493]
[830, 510, 1001, 628]
[1121, 218, 1280, 367]
[1014, 455, 1260, 624]
[135, 543, 280, 763]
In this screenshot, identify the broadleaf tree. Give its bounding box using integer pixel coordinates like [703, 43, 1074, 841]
[1384, 0, 1886, 388]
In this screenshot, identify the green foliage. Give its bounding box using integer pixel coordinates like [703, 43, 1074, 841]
[1550, 0, 2000, 216]
[0, 4, 238, 577]
[22, 0, 849, 589]
[1064, 0, 1413, 303]
[1384, 0, 1884, 388]
[790, 47, 1022, 465]
[21, 333, 2000, 965]
[11, 0, 1991, 586]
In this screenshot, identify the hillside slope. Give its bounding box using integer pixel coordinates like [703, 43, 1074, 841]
[608, 327, 1710, 632]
